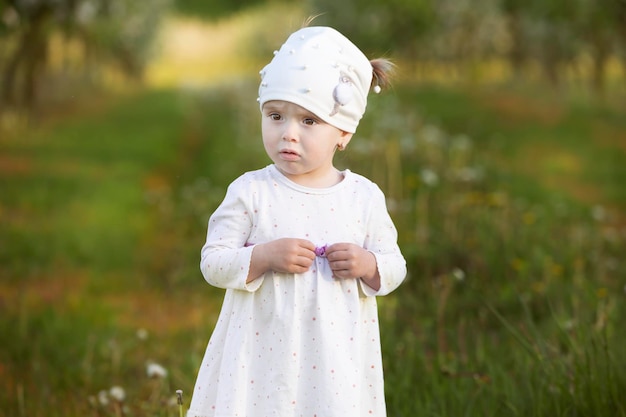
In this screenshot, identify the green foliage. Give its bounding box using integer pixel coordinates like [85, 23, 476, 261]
[352, 84, 626, 415]
[1, 0, 173, 110]
[307, 0, 436, 56]
[1, 80, 625, 416]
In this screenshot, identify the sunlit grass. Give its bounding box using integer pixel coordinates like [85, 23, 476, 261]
[3, 83, 626, 417]
[146, 2, 305, 88]
[2, 3, 626, 415]
[1, 63, 625, 417]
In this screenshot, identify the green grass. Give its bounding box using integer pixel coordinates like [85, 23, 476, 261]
[1, 80, 625, 416]
[404, 84, 626, 207]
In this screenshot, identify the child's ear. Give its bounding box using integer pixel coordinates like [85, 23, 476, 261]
[339, 131, 353, 149]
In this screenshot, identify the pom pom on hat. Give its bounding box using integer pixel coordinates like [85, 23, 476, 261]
[258, 27, 373, 133]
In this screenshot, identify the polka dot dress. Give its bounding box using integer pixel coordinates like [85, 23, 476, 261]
[187, 165, 406, 417]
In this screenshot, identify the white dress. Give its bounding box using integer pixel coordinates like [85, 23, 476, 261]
[187, 165, 406, 417]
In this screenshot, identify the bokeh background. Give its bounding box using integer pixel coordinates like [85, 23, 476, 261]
[1, 0, 625, 416]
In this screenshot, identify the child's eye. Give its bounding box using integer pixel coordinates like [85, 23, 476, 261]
[303, 118, 317, 126]
[269, 113, 282, 121]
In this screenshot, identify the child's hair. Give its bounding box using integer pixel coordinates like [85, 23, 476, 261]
[301, 15, 395, 93]
[301, 15, 394, 93]
[370, 58, 394, 91]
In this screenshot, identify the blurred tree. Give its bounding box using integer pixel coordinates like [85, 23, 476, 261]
[618, 1, 626, 84]
[305, 0, 436, 58]
[498, 0, 626, 91]
[83, 0, 171, 80]
[500, 0, 529, 80]
[2, 0, 59, 107]
[576, 0, 624, 94]
[1, 0, 170, 111]
[426, 0, 506, 81]
[2, 0, 623, 113]
[525, 0, 579, 88]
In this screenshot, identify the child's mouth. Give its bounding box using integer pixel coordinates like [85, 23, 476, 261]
[279, 149, 300, 161]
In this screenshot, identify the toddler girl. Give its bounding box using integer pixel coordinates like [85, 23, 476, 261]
[187, 25, 407, 417]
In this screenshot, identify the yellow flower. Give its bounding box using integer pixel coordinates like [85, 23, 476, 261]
[511, 258, 526, 272]
[549, 263, 563, 277]
[532, 281, 546, 294]
[522, 212, 536, 225]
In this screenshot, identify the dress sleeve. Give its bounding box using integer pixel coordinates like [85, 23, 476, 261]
[359, 185, 407, 297]
[199, 177, 263, 292]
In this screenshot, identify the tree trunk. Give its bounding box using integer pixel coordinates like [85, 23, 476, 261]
[2, 32, 28, 105]
[506, 10, 527, 80]
[23, 33, 47, 108]
[540, 39, 562, 89]
[1, 6, 51, 109]
[590, 32, 610, 97]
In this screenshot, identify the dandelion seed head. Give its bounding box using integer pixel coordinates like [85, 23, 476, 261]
[421, 125, 445, 146]
[147, 362, 168, 378]
[399, 136, 416, 153]
[109, 386, 125, 402]
[136, 328, 149, 341]
[452, 268, 465, 281]
[386, 198, 398, 212]
[455, 167, 483, 183]
[420, 169, 439, 187]
[591, 205, 606, 222]
[98, 390, 109, 406]
[450, 134, 472, 152]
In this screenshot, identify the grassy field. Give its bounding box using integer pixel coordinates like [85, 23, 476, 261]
[1, 79, 625, 416]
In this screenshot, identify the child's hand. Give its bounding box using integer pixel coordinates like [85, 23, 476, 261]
[248, 238, 316, 281]
[325, 243, 381, 291]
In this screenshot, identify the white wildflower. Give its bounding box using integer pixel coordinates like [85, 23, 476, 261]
[450, 134, 472, 152]
[452, 268, 465, 281]
[109, 386, 125, 402]
[591, 205, 606, 222]
[400, 136, 417, 153]
[97, 390, 109, 406]
[147, 362, 168, 378]
[136, 328, 149, 341]
[420, 169, 439, 187]
[421, 125, 445, 146]
[562, 319, 576, 330]
[75, 0, 98, 25]
[455, 167, 484, 183]
[386, 198, 398, 212]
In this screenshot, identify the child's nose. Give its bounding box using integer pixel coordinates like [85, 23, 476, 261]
[281, 120, 300, 142]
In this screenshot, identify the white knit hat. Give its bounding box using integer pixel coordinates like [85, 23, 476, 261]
[258, 26, 373, 133]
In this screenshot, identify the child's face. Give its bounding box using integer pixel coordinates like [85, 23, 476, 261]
[261, 100, 352, 187]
